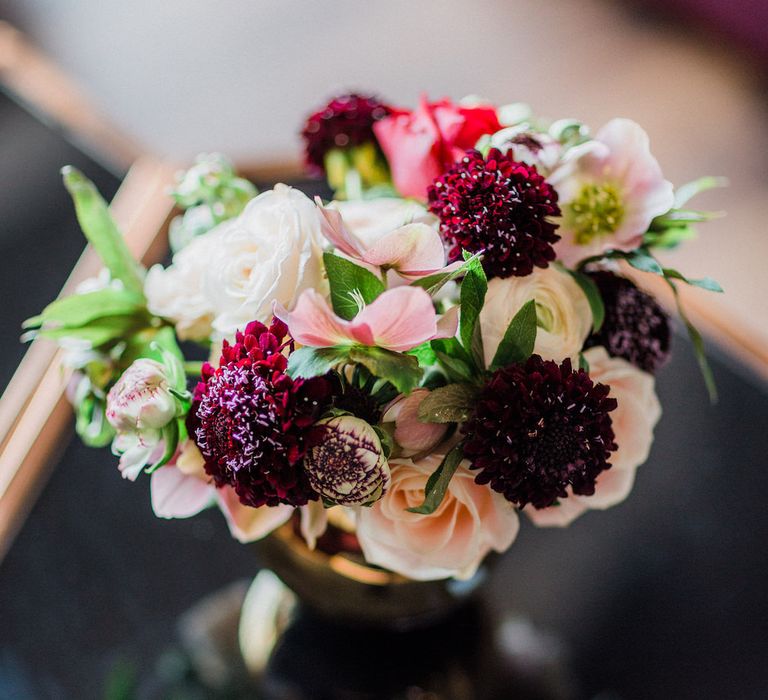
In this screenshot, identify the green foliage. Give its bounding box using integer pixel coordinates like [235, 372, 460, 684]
[565, 268, 605, 333]
[490, 300, 538, 370]
[407, 342, 437, 368]
[287, 346, 349, 378]
[323, 252, 385, 320]
[459, 252, 488, 369]
[406, 445, 464, 515]
[417, 383, 478, 424]
[430, 337, 475, 383]
[410, 251, 483, 297]
[348, 346, 422, 395]
[61, 166, 146, 297]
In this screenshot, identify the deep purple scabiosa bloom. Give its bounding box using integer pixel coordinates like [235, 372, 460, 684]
[301, 93, 392, 175]
[189, 318, 333, 508]
[427, 148, 561, 279]
[463, 355, 618, 509]
[584, 271, 671, 373]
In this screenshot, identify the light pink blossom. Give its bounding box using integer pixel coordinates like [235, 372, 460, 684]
[275, 286, 457, 353]
[551, 118, 674, 267]
[382, 389, 448, 457]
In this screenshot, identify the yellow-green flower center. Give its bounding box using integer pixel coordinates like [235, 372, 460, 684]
[567, 183, 624, 245]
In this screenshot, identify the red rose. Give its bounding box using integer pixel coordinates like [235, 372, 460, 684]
[373, 97, 501, 199]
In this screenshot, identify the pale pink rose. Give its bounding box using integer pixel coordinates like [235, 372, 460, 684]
[356, 455, 519, 580]
[150, 441, 293, 542]
[551, 118, 674, 267]
[527, 346, 661, 528]
[374, 97, 502, 199]
[382, 389, 448, 457]
[275, 286, 458, 353]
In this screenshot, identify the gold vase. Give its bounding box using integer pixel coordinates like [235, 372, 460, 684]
[252, 522, 490, 631]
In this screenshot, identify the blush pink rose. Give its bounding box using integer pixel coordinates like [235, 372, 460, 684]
[381, 389, 448, 457]
[355, 454, 519, 580]
[374, 97, 501, 199]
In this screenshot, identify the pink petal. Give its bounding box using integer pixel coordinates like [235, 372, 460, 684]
[299, 501, 328, 550]
[435, 305, 459, 340]
[315, 198, 366, 258]
[385, 389, 448, 456]
[362, 223, 446, 275]
[216, 487, 294, 543]
[150, 465, 215, 519]
[525, 497, 588, 528]
[352, 286, 439, 352]
[274, 290, 355, 347]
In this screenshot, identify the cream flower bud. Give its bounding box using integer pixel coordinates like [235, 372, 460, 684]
[304, 415, 390, 506]
[480, 266, 592, 366]
[106, 359, 177, 433]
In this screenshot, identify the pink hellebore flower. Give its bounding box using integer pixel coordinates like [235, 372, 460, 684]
[315, 198, 450, 279]
[275, 286, 458, 353]
[551, 118, 674, 267]
[150, 441, 326, 545]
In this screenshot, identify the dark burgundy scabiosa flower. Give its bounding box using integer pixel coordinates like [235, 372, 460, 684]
[427, 148, 561, 279]
[301, 93, 392, 175]
[463, 355, 618, 509]
[189, 318, 333, 508]
[584, 271, 671, 373]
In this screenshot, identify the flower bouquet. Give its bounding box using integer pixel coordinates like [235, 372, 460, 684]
[27, 92, 724, 612]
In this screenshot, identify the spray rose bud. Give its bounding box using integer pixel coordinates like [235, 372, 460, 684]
[106, 358, 177, 433]
[304, 415, 390, 506]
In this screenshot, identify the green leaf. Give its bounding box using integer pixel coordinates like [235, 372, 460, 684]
[417, 384, 478, 424]
[459, 254, 488, 368]
[661, 268, 723, 293]
[490, 300, 537, 370]
[37, 315, 145, 348]
[651, 209, 724, 228]
[566, 269, 605, 333]
[665, 278, 718, 403]
[626, 250, 664, 275]
[644, 225, 697, 249]
[287, 346, 349, 379]
[147, 420, 180, 473]
[348, 346, 422, 395]
[25, 288, 146, 330]
[61, 166, 145, 297]
[407, 342, 437, 368]
[673, 176, 728, 209]
[323, 251, 385, 320]
[75, 395, 114, 447]
[410, 251, 484, 297]
[406, 446, 464, 514]
[430, 337, 476, 383]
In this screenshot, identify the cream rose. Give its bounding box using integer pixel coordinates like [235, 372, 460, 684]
[527, 346, 661, 527]
[479, 266, 592, 366]
[146, 185, 327, 341]
[355, 455, 519, 580]
[329, 198, 436, 248]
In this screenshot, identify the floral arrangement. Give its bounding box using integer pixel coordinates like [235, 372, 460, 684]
[26, 93, 725, 581]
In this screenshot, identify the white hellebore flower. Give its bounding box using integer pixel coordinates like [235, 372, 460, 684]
[106, 358, 180, 481]
[303, 415, 390, 506]
[551, 118, 674, 267]
[527, 346, 662, 528]
[480, 266, 593, 366]
[145, 184, 327, 341]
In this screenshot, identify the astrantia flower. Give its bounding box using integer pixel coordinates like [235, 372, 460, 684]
[301, 93, 392, 175]
[584, 271, 671, 373]
[303, 415, 390, 506]
[190, 318, 333, 508]
[463, 355, 618, 509]
[427, 148, 561, 279]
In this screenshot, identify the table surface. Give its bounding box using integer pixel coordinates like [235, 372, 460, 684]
[1, 90, 767, 700]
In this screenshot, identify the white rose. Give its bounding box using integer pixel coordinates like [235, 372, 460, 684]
[145, 229, 221, 341]
[329, 198, 436, 248]
[527, 346, 661, 527]
[204, 184, 327, 336]
[480, 266, 592, 366]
